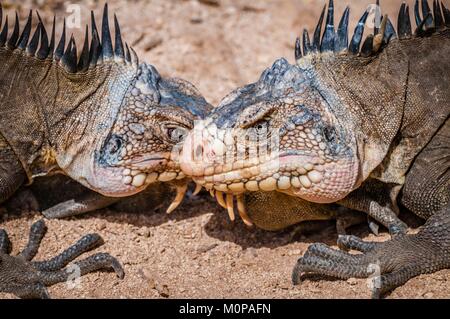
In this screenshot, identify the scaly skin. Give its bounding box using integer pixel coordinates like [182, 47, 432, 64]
[180, 0, 450, 297]
[0, 3, 211, 297]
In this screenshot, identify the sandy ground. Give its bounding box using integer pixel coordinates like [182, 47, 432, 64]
[1, 0, 449, 299]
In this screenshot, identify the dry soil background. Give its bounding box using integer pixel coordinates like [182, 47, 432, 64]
[0, 0, 449, 299]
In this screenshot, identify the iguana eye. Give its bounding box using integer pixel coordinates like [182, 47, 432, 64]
[105, 135, 123, 155]
[323, 126, 336, 143]
[167, 126, 189, 143]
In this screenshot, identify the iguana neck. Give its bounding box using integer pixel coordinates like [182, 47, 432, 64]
[0, 47, 135, 179]
[302, 29, 450, 185]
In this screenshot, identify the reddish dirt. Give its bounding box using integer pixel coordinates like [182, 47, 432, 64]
[1, 0, 449, 299]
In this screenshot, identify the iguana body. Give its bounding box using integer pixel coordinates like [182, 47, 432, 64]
[180, 0, 450, 297]
[0, 3, 210, 298]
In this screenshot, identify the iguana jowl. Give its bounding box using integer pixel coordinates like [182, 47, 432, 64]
[0, 3, 210, 297]
[180, 0, 450, 297]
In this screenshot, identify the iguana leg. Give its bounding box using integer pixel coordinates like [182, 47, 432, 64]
[41, 193, 120, 219]
[293, 207, 450, 298]
[401, 118, 450, 220]
[338, 189, 408, 236]
[293, 123, 450, 298]
[0, 220, 124, 299]
[0, 135, 26, 204]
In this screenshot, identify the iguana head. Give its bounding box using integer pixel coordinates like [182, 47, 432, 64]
[0, 4, 210, 198]
[179, 0, 442, 223]
[180, 57, 360, 204]
[89, 63, 210, 197]
[53, 7, 211, 198]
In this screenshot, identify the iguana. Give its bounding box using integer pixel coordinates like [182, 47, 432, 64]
[180, 0, 450, 297]
[0, 3, 210, 298]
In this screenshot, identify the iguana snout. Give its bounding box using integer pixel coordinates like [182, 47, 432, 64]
[180, 58, 360, 217]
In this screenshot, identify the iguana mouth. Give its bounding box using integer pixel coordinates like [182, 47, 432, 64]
[180, 127, 358, 225]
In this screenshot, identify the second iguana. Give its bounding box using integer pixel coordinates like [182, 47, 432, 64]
[0, 3, 211, 298]
[180, 0, 450, 297]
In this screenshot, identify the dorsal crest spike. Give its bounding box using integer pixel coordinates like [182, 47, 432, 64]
[7, 11, 20, 49]
[442, 2, 450, 26]
[0, 14, 7, 46]
[433, 0, 445, 27]
[385, 16, 397, 41]
[302, 29, 311, 55]
[129, 46, 139, 68]
[17, 10, 32, 50]
[54, 18, 66, 61]
[335, 6, 350, 52]
[422, 0, 432, 18]
[48, 16, 56, 59]
[114, 13, 124, 60]
[36, 12, 50, 59]
[26, 21, 41, 56]
[78, 25, 90, 72]
[321, 0, 335, 52]
[101, 3, 113, 59]
[415, 0, 422, 26]
[312, 5, 326, 51]
[416, 12, 434, 33]
[89, 10, 102, 67]
[414, 0, 434, 30]
[61, 35, 77, 73]
[348, 9, 369, 54]
[398, 3, 412, 39]
[360, 34, 374, 57]
[294, 37, 302, 61]
[124, 42, 131, 63]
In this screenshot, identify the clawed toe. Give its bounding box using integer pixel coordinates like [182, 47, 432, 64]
[337, 235, 378, 253]
[292, 236, 382, 292]
[33, 233, 104, 272]
[0, 219, 124, 298]
[292, 216, 450, 298]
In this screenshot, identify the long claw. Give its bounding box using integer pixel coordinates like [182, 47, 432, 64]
[225, 194, 235, 221]
[215, 191, 227, 209]
[192, 183, 202, 196]
[166, 183, 188, 214]
[236, 195, 253, 227]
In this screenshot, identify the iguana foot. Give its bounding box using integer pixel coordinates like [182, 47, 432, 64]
[292, 209, 450, 298]
[0, 220, 124, 298]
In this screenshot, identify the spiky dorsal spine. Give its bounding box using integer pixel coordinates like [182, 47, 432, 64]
[296, 0, 450, 61]
[0, 2, 138, 72]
